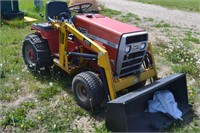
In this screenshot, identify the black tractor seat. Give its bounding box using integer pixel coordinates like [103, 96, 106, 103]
[46, 1, 71, 22]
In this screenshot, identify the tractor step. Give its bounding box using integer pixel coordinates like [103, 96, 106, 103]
[106, 73, 190, 132]
[53, 58, 77, 74]
[53, 58, 66, 70]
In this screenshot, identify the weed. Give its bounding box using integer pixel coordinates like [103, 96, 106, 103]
[159, 28, 200, 77]
[172, 63, 198, 76]
[37, 110, 70, 132]
[0, 107, 37, 130]
[99, 5, 121, 18]
[166, 46, 195, 63]
[187, 85, 196, 102]
[163, 43, 199, 76]
[183, 31, 200, 44]
[144, 17, 154, 22]
[0, 86, 13, 101]
[20, 102, 36, 109]
[132, 13, 141, 21]
[0, 63, 5, 79]
[61, 98, 86, 116]
[117, 12, 141, 23]
[71, 128, 84, 133]
[0, 77, 23, 101]
[37, 86, 60, 100]
[0, 93, 12, 101]
[117, 13, 132, 22]
[93, 122, 110, 133]
[154, 22, 170, 28]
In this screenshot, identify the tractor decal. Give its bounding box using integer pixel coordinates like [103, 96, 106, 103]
[78, 27, 118, 49]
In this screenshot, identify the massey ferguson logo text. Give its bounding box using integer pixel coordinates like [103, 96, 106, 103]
[78, 27, 88, 35]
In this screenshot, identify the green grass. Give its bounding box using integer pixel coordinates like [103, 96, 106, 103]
[19, 0, 47, 21]
[143, 17, 154, 22]
[154, 21, 170, 28]
[172, 63, 198, 76]
[37, 86, 60, 100]
[183, 31, 200, 44]
[100, 6, 121, 18]
[93, 122, 109, 132]
[134, 0, 200, 12]
[1, 107, 37, 130]
[117, 12, 141, 23]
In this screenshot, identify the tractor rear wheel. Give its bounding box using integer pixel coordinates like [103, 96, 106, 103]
[72, 71, 104, 110]
[22, 33, 53, 72]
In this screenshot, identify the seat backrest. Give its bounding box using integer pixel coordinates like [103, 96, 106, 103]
[46, 1, 70, 21]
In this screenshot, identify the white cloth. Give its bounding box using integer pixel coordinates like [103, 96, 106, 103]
[146, 90, 183, 120]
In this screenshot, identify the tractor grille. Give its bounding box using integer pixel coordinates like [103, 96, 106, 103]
[116, 31, 148, 78]
[126, 34, 148, 44]
[120, 51, 145, 77]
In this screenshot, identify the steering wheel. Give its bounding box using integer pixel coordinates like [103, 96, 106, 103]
[57, 12, 70, 22]
[69, 3, 92, 13]
[56, 12, 74, 24]
[48, 12, 72, 23]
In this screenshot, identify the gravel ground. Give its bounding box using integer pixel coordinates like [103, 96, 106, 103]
[98, 0, 200, 30]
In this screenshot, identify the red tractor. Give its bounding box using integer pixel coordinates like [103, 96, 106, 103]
[22, 1, 190, 132]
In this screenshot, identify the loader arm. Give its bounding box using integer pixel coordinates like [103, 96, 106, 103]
[52, 22, 117, 99]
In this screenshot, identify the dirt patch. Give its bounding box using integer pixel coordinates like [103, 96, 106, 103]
[196, 106, 200, 116]
[72, 116, 98, 132]
[157, 63, 171, 78]
[7, 94, 34, 107]
[98, 0, 200, 30]
[148, 28, 171, 45]
[0, 93, 35, 110]
[72, 113, 105, 132]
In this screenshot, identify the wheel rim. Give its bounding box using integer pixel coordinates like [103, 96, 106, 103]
[76, 83, 88, 102]
[25, 44, 35, 65]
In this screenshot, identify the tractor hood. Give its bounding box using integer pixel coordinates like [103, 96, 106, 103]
[74, 14, 143, 45]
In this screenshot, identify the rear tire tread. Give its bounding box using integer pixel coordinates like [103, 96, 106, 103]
[22, 33, 52, 71]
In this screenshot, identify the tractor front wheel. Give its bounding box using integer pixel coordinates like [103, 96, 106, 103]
[72, 71, 105, 110]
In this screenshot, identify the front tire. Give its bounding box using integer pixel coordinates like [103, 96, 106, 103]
[72, 71, 104, 109]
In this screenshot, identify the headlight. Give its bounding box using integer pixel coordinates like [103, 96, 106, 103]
[140, 42, 146, 50]
[125, 45, 131, 53]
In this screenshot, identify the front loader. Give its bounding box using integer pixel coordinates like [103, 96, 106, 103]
[22, 1, 191, 132]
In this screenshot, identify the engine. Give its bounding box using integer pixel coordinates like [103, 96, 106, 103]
[74, 14, 148, 77]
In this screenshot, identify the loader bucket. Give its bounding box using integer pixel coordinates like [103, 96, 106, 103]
[106, 73, 191, 132]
